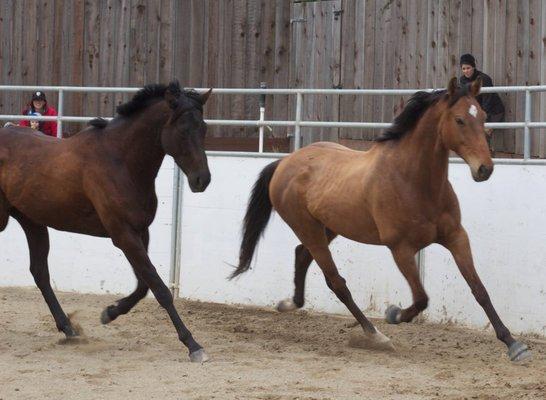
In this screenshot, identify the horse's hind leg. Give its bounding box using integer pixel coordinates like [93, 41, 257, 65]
[385, 245, 429, 324]
[289, 215, 392, 349]
[12, 211, 78, 337]
[101, 230, 150, 324]
[277, 229, 337, 312]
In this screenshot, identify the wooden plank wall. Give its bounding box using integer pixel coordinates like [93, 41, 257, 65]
[0, 0, 544, 155]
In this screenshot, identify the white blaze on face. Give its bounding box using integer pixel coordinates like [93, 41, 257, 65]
[469, 104, 478, 118]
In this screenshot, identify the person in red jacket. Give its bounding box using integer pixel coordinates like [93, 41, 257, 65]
[20, 91, 58, 137]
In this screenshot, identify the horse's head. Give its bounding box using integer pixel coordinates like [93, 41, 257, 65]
[161, 82, 212, 192]
[440, 77, 493, 182]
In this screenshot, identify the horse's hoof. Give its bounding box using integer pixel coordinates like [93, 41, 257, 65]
[277, 298, 298, 313]
[100, 307, 113, 325]
[189, 348, 210, 363]
[385, 305, 402, 324]
[348, 329, 396, 352]
[64, 325, 80, 338]
[508, 341, 532, 363]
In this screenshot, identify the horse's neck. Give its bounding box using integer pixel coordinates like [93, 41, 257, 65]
[115, 101, 169, 186]
[393, 106, 450, 197]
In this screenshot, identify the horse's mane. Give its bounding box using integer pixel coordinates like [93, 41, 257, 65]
[375, 84, 470, 142]
[88, 81, 202, 129]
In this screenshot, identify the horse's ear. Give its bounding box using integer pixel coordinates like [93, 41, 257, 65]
[200, 88, 212, 104]
[470, 76, 482, 97]
[447, 77, 458, 97]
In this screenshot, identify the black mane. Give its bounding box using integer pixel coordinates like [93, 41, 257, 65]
[375, 84, 470, 142]
[88, 81, 203, 129]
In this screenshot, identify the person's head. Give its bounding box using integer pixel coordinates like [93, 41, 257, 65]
[29, 111, 41, 130]
[460, 54, 476, 79]
[31, 91, 47, 111]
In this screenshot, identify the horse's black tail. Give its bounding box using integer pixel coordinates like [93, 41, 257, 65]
[230, 160, 281, 279]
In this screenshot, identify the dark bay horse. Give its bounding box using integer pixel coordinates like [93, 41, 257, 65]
[0, 81, 212, 362]
[233, 78, 531, 362]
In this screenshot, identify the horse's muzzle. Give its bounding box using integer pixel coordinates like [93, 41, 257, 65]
[473, 164, 493, 182]
[188, 169, 211, 192]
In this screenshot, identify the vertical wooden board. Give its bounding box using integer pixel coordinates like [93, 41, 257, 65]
[372, 0, 386, 135]
[340, 0, 360, 139]
[98, 0, 117, 117]
[158, 0, 174, 82]
[529, 0, 542, 156]
[114, 0, 131, 109]
[415, 0, 428, 88]
[362, 0, 376, 140]
[219, 0, 234, 124]
[482, 0, 495, 73]
[188, 0, 205, 87]
[459, 0, 473, 56]
[503, 0, 518, 154]
[515, 1, 530, 155]
[540, 0, 546, 157]
[272, 0, 291, 137]
[38, 0, 56, 86]
[173, 0, 191, 85]
[0, 2, 15, 112]
[446, 0, 461, 78]
[381, 0, 394, 124]
[22, 0, 38, 85]
[437, 0, 449, 83]
[330, 0, 342, 142]
[491, 0, 507, 152]
[426, 0, 439, 88]
[470, 0, 483, 69]
[145, 0, 161, 84]
[244, 0, 260, 130]
[83, 0, 102, 116]
[230, 0, 246, 129]
[202, 0, 221, 136]
[69, 0, 85, 128]
[129, 0, 147, 87]
[406, 0, 418, 88]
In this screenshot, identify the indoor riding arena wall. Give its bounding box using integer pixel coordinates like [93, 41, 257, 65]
[1, 155, 545, 336]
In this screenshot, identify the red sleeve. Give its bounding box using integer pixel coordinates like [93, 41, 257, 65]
[44, 107, 58, 137]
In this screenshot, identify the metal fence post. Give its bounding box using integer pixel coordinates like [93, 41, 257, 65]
[415, 249, 425, 286]
[294, 92, 303, 150]
[169, 166, 183, 298]
[524, 90, 531, 160]
[57, 89, 63, 138]
[258, 82, 266, 153]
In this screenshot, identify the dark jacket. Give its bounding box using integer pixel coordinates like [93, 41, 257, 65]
[459, 70, 505, 121]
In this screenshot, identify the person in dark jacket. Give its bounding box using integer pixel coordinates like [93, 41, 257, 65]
[20, 91, 58, 137]
[459, 54, 505, 154]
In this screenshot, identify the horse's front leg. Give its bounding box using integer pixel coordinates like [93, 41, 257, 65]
[111, 226, 208, 363]
[442, 226, 531, 362]
[101, 230, 150, 324]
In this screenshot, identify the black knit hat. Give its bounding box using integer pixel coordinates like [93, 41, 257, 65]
[460, 54, 476, 68]
[32, 91, 46, 101]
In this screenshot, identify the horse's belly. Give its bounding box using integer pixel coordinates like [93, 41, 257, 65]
[9, 195, 109, 237]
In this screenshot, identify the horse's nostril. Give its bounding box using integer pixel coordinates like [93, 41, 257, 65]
[478, 165, 487, 176]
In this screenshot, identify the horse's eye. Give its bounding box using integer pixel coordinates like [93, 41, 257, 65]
[455, 117, 465, 126]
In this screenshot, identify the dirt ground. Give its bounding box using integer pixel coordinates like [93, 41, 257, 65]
[0, 287, 544, 400]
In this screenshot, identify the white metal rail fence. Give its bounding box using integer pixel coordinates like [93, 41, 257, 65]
[1, 85, 546, 296]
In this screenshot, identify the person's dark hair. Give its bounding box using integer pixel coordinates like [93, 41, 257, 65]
[460, 53, 476, 68]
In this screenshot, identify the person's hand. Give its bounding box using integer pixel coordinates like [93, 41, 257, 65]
[30, 121, 39, 130]
[484, 128, 493, 137]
